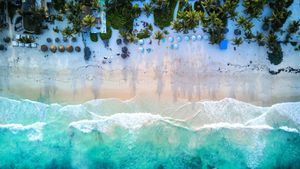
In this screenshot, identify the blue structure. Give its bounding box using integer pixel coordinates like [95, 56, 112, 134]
[219, 39, 228, 50]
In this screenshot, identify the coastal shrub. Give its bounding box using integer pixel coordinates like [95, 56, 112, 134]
[90, 33, 98, 42]
[100, 27, 113, 40]
[153, 0, 177, 29]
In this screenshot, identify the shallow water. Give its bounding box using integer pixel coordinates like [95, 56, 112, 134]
[0, 97, 299, 169]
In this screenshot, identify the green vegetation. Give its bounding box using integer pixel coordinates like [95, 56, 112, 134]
[106, 0, 139, 31]
[62, 26, 74, 38]
[142, 3, 153, 17]
[137, 29, 151, 39]
[153, 0, 177, 29]
[18, 36, 35, 43]
[82, 15, 96, 28]
[53, 0, 66, 13]
[154, 31, 165, 45]
[171, 10, 202, 33]
[266, 32, 283, 65]
[100, 27, 113, 40]
[90, 32, 98, 42]
[243, 0, 267, 19]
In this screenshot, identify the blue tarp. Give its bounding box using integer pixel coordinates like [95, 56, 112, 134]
[219, 39, 228, 50]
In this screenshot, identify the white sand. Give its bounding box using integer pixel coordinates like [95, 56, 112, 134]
[0, 1, 300, 106]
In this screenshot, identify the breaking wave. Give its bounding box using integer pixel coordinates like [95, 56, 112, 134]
[0, 96, 299, 169]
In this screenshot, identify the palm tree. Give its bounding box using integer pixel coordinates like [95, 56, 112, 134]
[143, 3, 152, 17]
[127, 33, 137, 43]
[62, 26, 74, 38]
[232, 37, 243, 46]
[152, 0, 170, 9]
[287, 20, 300, 34]
[154, 31, 165, 45]
[82, 15, 96, 28]
[243, 0, 267, 19]
[244, 31, 254, 42]
[171, 20, 182, 32]
[255, 32, 265, 46]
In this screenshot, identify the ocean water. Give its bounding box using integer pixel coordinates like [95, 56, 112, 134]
[0, 97, 299, 169]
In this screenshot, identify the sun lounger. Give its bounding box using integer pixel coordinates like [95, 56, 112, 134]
[12, 41, 19, 47]
[31, 43, 37, 48]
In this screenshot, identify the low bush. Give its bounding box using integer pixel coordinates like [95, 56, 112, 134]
[90, 32, 98, 42]
[100, 27, 112, 40]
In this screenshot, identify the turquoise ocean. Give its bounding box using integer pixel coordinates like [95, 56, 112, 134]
[0, 96, 299, 169]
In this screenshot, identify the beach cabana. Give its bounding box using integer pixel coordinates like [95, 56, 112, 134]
[191, 35, 197, 41]
[66, 45, 74, 53]
[219, 39, 228, 50]
[169, 37, 174, 43]
[50, 45, 57, 53]
[75, 46, 81, 52]
[58, 45, 65, 52]
[41, 45, 48, 52]
[138, 39, 144, 45]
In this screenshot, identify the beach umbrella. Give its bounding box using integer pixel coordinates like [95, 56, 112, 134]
[75, 46, 81, 52]
[55, 38, 60, 43]
[191, 35, 197, 41]
[177, 36, 182, 42]
[138, 39, 144, 45]
[234, 29, 241, 36]
[116, 39, 122, 45]
[146, 48, 151, 53]
[169, 37, 174, 43]
[203, 35, 209, 40]
[139, 47, 144, 53]
[197, 35, 202, 40]
[3, 37, 11, 43]
[66, 45, 73, 53]
[63, 37, 68, 42]
[223, 28, 229, 34]
[122, 47, 128, 53]
[0, 44, 4, 50]
[50, 45, 57, 53]
[71, 37, 77, 42]
[46, 38, 52, 43]
[58, 45, 65, 52]
[185, 36, 190, 41]
[170, 44, 174, 49]
[174, 44, 179, 49]
[41, 45, 48, 52]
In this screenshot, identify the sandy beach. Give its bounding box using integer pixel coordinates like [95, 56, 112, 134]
[1, 1, 300, 106]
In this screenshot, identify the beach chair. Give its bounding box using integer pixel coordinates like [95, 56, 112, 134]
[12, 41, 19, 47]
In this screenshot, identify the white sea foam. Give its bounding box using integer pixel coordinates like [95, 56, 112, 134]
[69, 113, 164, 133]
[0, 122, 46, 141]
